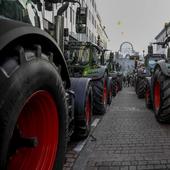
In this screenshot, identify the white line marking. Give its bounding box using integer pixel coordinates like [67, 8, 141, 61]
[73, 118, 100, 153]
[73, 140, 87, 153]
[91, 118, 100, 127]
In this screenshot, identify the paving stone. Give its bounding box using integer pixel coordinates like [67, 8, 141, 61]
[72, 88, 170, 170]
[98, 167, 110, 170]
[120, 166, 129, 170]
[129, 166, 136, 170]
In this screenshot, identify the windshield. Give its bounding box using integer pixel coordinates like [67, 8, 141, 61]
[65, 46, 90, 65]
[0, 0, 30, 23]
[148, 59, 156, 65]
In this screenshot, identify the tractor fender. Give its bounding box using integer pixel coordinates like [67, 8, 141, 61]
[154, 60, 170, 77]
[109, 72, 117, 79]
[70, 78, 92, 120]
[145, 76, 153, 101]
[107, 77, 113, 90]
[0, 18, 70, 88]
[145, 76, 151, 84]
[90, 66, 108, 80]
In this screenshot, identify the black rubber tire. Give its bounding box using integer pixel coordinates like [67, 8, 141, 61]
[153, 69, 170, 123]
[74, 85, 93, 139]
[92, 77, 107, 115]
[112, 78, 117, 97]
[134, 76, 138, 93]
[136, 77, 147, 98]
[118, 77, 123, 91]
[0, 47, 67, 170]
[107, 77, 113, 105]
[145, 80, 153, 109]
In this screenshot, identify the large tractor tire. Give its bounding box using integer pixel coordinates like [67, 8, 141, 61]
[92, 76, 108, 115]
[70, 78, 92, 139]
[153, 69, 170, 123]
[117, 77, 123, 91]
[0, 46, 67, 170]
[134, 75, 138, 93]
[112, 78, 117, 97]
[107, 77, 113, 105]
[136, 77, 147, 98]
[145, 80, 152, 109]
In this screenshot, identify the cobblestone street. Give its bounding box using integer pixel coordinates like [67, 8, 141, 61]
[73, 87, 170, 170]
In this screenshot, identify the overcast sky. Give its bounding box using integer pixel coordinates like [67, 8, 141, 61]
[97, 0, 170, 54]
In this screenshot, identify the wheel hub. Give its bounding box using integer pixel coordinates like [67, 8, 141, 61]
[8, 91, 59, 170]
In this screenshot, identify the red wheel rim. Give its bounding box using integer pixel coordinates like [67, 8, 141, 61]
[103, 80, 107, 105]
[145, 88, 149, 104]
[8, 90, 59, 170]
[85, 96, 91, 126]
[154, 81, 161, 111]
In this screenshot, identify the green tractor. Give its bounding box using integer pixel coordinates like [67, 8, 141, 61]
[135, 45, 165, 98]
[0, 0, 95, 169]
[100, 50, 121, 96]
[65, 41, 113, 114]
[145, 35, 170, 122]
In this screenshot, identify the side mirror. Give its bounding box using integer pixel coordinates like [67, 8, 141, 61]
[76, 7, 87, 33]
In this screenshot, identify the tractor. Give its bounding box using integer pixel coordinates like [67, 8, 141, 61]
[145, 33, 170, 122]
[0, 0, 95, 169]
[64, 41, 112, 114]
[135, 45, 165, 98]
[100, 50, 122, 96]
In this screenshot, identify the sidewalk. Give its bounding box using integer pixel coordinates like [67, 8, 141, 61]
[73, 87, 170, 170]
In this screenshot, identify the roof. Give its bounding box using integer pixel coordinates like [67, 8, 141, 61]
[155, 22, 170, 40]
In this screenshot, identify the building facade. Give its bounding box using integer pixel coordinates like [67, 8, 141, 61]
[62, 0, 109, 48]
[155, 22, 170, 54]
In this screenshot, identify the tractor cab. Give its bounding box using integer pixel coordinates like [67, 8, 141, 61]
[0, 0, 31, 23]
[145, 45, 166, 75]
[64, 41, 106, 78]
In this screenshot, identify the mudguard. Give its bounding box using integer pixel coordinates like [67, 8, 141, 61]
[107, 76, 112, 87]
[145, 76, 153, 102]
[109, 71, 117, 79]
[70, 77, 92, 120]
[84, 66, 108, 80]
[145, 76, 151, 85]
[154, 60, 170, 77]
[0, 18, 70, 88]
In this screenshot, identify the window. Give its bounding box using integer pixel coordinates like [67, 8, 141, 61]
[65, 10, 67, 18]
[72, 10, 74, 24]
[70, 7, 72, 23]
[92, 0, 94, 7]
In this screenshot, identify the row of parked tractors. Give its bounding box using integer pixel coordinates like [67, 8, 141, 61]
[0, 0, 123, 169]
[135, 32, 170, 123]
